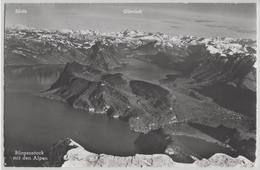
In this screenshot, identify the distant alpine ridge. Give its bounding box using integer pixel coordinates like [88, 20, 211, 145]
[5, 24, 256, 66]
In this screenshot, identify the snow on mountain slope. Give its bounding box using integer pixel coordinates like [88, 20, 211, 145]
[5, 25, 256, 61]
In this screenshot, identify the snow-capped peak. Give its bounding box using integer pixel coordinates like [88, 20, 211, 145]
[5, 25, 256, 60]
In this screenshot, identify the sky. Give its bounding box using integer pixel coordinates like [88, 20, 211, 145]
[4, 3, 257, 39]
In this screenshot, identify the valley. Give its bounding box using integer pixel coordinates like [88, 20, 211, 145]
[4, 26, 256, 167]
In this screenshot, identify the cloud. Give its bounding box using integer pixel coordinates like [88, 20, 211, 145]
[164, 20, 182, 25]
[194, 19, 215, 23]
[205, 24, 256, 34]
[205, 24, 226, 28]
[229, 27, 256, 34]
[170, 25, 181, 29]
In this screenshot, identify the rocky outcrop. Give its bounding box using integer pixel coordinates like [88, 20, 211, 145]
[47, 138, 254, 168]
[194, 153, 254, 167]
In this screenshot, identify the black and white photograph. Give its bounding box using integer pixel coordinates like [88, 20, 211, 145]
[1, 0, 258, 168]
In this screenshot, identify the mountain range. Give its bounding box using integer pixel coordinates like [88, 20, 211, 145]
[4, 25, 257, 165]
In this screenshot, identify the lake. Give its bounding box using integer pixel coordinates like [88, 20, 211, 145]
[4, 65, 141, 166]
[4, 63, 248, 166]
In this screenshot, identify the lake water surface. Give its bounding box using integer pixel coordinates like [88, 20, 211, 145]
[4, 65, 142, 166]
[4, 63, 247, 166]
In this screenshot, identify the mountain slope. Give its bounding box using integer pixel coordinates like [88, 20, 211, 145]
[42, 62, 177, 133]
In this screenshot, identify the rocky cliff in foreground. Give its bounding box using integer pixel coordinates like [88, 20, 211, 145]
[46, 138, 254, 167]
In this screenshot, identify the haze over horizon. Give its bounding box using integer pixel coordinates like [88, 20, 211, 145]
[5, 3, 256, 39]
